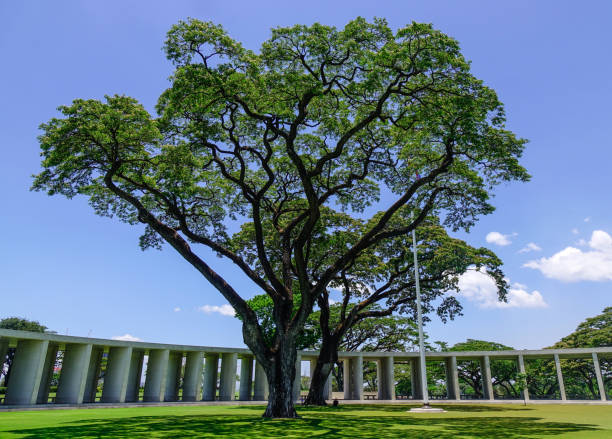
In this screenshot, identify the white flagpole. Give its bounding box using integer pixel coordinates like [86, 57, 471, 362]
[411, 219, 430, 407]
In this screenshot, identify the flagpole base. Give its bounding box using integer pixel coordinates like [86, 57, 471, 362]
[408, 403, 447, 413]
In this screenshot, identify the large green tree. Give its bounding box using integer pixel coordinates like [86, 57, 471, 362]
[446, 339, 519, 398]
[546, 307, 611, 399]
[33, 18, 528, 417]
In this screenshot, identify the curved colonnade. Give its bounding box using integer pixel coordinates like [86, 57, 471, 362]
[0, 329, 610, 407]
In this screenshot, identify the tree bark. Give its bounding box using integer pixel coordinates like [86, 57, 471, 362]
[261, 337, 299, 418]
[304, 342, 337, 406]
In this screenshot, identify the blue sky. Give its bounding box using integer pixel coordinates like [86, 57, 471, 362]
[1, 0, 610, 350]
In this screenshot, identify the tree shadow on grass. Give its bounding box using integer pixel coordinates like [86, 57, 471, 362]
[7, 410, 602, 438]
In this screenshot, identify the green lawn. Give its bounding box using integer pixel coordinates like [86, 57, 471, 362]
[0, 404, 611, 438]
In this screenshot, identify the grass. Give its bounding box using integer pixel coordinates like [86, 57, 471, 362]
[0, 403, 611, 438]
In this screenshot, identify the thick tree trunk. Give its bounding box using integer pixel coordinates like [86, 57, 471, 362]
[260, 337, 299, 418]
[305, 360, 333, 405]
[304, 342, 337, 406]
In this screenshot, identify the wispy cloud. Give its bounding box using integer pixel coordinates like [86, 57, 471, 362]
[518, 242, 542, 253]
[197, 304, 235, 316]
[173, 307, 181, 312]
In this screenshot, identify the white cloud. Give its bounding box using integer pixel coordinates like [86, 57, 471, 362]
[524, 230, 612, 282]
[198, 304, 235, 316]
[173, 307, 181, 312]
[518, 242, 542, 253]
[455, 268, 547, 309]
[572, 228, 579, 235]
[584, 217, 591, 223]
[112, 334, 142, 341]
[486, 231, 515, 246]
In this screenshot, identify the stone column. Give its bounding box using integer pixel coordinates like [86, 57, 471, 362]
[345, 354, 363, 400]
[36, 343, 59, 404]
[83, 347, 103, 403]
[101, 346, 132, 403]
[517, 355, 529, 402]
[239, 355, 253, 401]
[125, 350, 145, 403]
[182, 351, 204, 402]
[293, 353, 302, 402]
[378, 357, 395, 400]
[253, 360, 268, 401]
[310, 359, 331, 400]
[202, 353, 219, 401]
[480, 355, 494, 400]
[164, 352, 183, 402]
[444, 356, 460, 400]
[323, 365, 332, 400]
[5, 339, 49, 405]
[592, 352, 607, 401]
[56, 343, 93, 404]
[143, 349, 169, 402]
[343, 358, 350, 400]
[219, 353, 237, 401]
[411, 358, 423, 399]
[553, 354, 566, 401]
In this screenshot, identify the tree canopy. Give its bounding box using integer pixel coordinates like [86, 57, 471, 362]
[447, 339, 518, 398]
[0, 317, 49, 333]
[32, 17, 528, 417]
[545, 307, 612, 399]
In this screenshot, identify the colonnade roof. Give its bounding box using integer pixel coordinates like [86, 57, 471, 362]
[2, 328, 610, 360]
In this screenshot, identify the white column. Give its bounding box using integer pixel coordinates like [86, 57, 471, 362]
[219, 353, 237, 401]
[239, 355, 253, 401]
[101, 346, 132, 403]
[36, 344, 59, 404]
[347, 354, 363, 400]
[56, 343, 93, 404]
[293, 353, 302, 402]
[5, 339, 49, 405]
[164, 352, 183, 402]
[253, 360, 268, 401]
[592, 352, 607, 401]
[445, 356, 460, 400]
[343, 359, 350, 399]
[553, 354, 566, 401]
[125, 350, 145, 403]
[480, 355, 494, 400]
[182, 351, 204, 401]
[323, 364, 332, 400]
[411, 358, 423, 399]
[517, 355, 529, 402]
[202, 353, 219, 401]
[378, 357, 395, 400]
[83, 347, 103, 403]
[143, 349, 169, 402]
